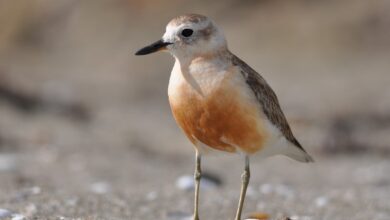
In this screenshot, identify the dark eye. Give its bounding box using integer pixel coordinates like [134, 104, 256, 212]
[181, 29, 193, 37]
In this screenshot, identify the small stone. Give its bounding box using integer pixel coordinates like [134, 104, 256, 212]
[315, 196, 328, 208]
[11, 214, 26, 220]
[90, 182, 111, 194]
[146, 191, 158, 201]
[0, 208, 13, 218]
[176, 172, 221, 191]
[29, 186, 41, 195]
[0, 154, 17, 171]
[176, 175, 193, 190]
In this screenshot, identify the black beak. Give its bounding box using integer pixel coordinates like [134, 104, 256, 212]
[135, 39, 172, 56]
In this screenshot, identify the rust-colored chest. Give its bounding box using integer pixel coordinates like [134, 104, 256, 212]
[168, 69, 268, 154]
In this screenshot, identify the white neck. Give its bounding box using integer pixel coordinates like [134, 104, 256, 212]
[169, 49, 232, 98]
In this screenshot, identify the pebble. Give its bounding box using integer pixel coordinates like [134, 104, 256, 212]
[90, 182, 111, 194]
[176, 173, 221, 191]
[0, 154, 17, 171]
[0, 209, 26, 220]
[11, 214, 26, 220]
[315, 196, 328, 208]
[146, 191, 158, 201]
[29, 186, 41, 195]
[0, 208, 13, 218]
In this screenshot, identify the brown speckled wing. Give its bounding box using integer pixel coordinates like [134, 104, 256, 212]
[231, 53, 309, 154]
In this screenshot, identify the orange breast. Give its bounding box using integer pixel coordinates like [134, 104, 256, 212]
[169, 76, 268, 154]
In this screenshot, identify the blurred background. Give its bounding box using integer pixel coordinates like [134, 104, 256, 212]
[0, 0, 389, 219]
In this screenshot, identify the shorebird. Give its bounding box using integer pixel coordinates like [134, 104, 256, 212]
[135, 14, 313, 220]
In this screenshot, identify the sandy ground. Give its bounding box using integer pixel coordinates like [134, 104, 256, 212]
[1, 0, 390, 219]
[0, 132, 389, 220]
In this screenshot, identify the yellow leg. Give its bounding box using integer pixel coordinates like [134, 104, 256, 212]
[235, 156, 250, 220]
[193, 151, 201, 220]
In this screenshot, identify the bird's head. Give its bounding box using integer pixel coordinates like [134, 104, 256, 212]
[135, 14, 227, 60]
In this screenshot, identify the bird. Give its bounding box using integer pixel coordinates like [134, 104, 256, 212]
[135, 14, 313, 220]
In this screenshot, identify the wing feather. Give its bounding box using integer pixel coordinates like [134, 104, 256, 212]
[230, 53, 313, 162]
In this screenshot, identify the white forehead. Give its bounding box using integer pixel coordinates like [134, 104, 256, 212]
[167, 18, 211, 31]
[163, 15, 212, 42]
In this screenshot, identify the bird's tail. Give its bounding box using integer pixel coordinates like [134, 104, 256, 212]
[286, 150, 314, 163]
[283, 144, 314, 163]
[283, 138, 314, 163]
